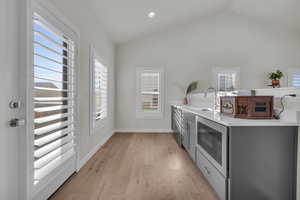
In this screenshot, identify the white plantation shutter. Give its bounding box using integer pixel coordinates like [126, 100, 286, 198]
[217, 73, 236, 91]
[94, 59, 108, 120]
[136, 68, 164, 118]
[292, 74, 300, 86]
[141, 72, 160, 111]
[213, 68, 240, 92]
[288, 69, 300, 87]
[33, 13, 76, 184]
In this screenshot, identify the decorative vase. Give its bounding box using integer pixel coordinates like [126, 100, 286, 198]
[271, 80, 280, 87]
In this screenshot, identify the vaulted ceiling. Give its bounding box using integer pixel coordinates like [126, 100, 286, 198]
[59, 0, 300, 44]
[230, 0, 300, 32]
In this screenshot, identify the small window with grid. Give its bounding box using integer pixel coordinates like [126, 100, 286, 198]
[136, 68, 164, 119]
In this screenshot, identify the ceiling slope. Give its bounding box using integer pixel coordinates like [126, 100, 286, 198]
[52, 0, 300, 44]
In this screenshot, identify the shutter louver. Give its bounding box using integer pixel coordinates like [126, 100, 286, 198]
[141, 72, 160, 111]
[33, 13, 76, 185]
[292, 74, 300, 87]
[94, 59, 108, 120]
[218, 73, 236, 91]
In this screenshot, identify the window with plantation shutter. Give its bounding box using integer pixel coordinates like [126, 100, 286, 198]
[136, 68, 164, 119]
[141, 72, 160, 111]
[288, 68, 300, 87]
[217, 73, 236, 91]
[33, 13, 76, 185]
[292, 75, 300, 86]
[213, 67, 240, 92]
[94, 58, 108, 120]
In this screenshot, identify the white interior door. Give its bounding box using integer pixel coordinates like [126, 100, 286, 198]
[30, 4, 78, 200]
[1, 1, 78, 199]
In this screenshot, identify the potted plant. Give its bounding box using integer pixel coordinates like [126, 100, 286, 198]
[183, 81, 198, 105]
[269, 70, 283, 87]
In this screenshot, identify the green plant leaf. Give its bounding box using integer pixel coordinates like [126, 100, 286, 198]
[269, 70, 283, 80]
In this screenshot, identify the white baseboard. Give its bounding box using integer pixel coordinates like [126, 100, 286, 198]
[114, 129, 173, 133]
[76, 131, 114, 171]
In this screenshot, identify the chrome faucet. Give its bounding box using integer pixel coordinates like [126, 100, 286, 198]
[204, 87, 216, 97]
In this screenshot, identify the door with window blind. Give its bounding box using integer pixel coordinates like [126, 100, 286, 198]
[31, 9, 77, 200]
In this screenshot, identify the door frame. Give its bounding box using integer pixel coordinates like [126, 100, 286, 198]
[18, 0, 81, 199]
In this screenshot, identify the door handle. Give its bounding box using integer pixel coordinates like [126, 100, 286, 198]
[9, 118, 25, 127]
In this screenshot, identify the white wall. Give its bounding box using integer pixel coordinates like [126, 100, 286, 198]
[298, 126, 300, 200]
[116, 11, 300, 131]
[49, 0, 116, 161]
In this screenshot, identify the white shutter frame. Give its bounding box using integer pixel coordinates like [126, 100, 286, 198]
[136, 67, 165, 119]
[21, 2, 80, 199]
[31, 9, 79, 192]
[89, 46, 108, 135]
[288, 68, 300, 87]
[212, 67, 240, 91]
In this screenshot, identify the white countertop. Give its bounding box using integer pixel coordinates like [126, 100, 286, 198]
[171, 103, 299, 127]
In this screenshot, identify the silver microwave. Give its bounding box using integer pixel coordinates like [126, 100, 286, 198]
[196, 116, 228, 177]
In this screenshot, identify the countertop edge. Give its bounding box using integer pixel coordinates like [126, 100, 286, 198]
[171, 104, 299, 127]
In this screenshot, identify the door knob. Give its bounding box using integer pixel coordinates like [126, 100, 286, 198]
[9, 118, 25, 127]
[9, 101, 21, 109]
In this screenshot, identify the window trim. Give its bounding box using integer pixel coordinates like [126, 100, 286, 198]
[212, 67, 240, 91]
[89, 46, 108, 133]
[288, 68, 300, 87]
[135, 67, 165, 119]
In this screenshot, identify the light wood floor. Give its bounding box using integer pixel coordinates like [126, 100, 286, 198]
[49, 133, 218, 200]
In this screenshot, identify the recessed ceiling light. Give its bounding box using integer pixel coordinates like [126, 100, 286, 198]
[148, 12, 156, 18]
